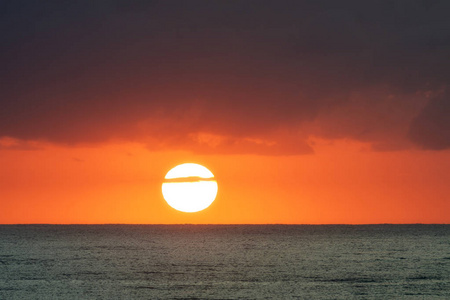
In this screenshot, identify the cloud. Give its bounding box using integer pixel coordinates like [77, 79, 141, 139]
[1, 1, 449, 154]
[409, 91, 450, 150]
[0, 137, 42, 151]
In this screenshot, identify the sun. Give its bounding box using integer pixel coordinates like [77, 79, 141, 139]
[162, 163, 218, 213]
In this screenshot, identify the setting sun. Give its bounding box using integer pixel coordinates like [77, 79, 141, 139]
[162, 163, 218, 213]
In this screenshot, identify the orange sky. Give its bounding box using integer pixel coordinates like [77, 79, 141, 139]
[1, 138, 448, 224]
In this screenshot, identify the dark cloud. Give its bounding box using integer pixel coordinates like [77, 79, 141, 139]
[409, 91, 450, 150]
[1, 1, 449, 154]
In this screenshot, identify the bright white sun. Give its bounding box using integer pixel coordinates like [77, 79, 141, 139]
[162, 163, 218, 213]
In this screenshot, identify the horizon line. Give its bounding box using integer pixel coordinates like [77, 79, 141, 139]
[1, 223, 449, 226]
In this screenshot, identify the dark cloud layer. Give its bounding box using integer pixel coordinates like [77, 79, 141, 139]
[1, 0, 449, 154]
[409, 91, 450, 150]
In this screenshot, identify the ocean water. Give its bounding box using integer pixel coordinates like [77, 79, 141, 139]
[0, 225, 449, 299]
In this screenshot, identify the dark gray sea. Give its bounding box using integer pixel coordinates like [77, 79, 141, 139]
[0, 225, 449, 299]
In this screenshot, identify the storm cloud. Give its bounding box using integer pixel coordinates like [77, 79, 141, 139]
[1, 0, 449, 154]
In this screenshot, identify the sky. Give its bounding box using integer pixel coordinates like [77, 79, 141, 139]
[1, 0, 449, 224]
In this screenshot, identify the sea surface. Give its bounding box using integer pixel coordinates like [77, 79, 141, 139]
[0, 225, 449, 299]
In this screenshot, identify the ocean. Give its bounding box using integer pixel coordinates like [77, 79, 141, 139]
[0, 225, 449, 299]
